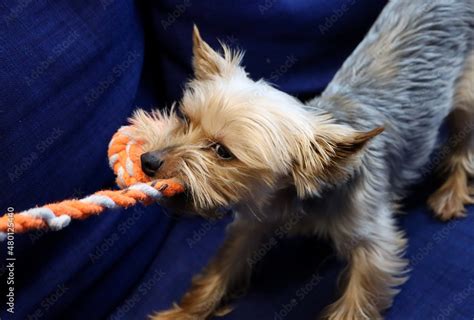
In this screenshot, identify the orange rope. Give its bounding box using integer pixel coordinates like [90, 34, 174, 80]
[0, 125, 184, 240]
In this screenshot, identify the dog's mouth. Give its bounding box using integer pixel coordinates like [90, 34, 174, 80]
[157, 182, 217, 217]
[154, 176, 231, 218]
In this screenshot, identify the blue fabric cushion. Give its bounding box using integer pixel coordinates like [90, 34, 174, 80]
[1, 1, 473, 319]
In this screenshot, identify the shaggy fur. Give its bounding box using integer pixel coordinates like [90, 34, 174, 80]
[131, 0, 474, 318]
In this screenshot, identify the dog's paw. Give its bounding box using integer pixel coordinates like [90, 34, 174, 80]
[149, 303, 233, 320]
[149, 304, 200, 320]
[321, 303, 382, 320]
[428, 182, 473, 221]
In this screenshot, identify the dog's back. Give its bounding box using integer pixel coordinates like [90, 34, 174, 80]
[310, 0, 474, 194]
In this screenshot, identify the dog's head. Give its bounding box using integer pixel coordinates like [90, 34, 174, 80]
[131, 26, 382, 215]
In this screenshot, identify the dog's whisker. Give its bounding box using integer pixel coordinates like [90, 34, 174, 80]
[136, 8, 473, 318]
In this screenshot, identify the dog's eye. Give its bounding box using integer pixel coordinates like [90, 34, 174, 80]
[212, 143, 233, 160]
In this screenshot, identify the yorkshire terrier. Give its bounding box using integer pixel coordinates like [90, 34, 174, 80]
[131, 0, 474, 318]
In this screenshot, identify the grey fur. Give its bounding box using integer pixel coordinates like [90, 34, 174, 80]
[249, 0, 473, 317]
[311, 0, 474, 195]
[151, 1, 474, 319]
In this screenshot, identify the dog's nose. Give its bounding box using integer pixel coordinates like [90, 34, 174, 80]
[140, 152, 164, 177]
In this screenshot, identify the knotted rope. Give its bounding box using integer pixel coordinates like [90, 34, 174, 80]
[0, 126, 184, 241]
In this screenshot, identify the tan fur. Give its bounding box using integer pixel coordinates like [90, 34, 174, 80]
[291, 126, 384, 198]
[428, 165, 474, 220]
[428, 53, 474, 220]
[132, 27, 408, 320]
[151, 222, 263, 320]
[134, 1, 474, 316]
[131, 27, 381, 211]
[192, 25, 244, 81]
[323, 244, 407, 320]
[323, 222, 408, 320]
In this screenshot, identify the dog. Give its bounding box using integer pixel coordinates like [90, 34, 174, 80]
[131, 0, 474, 318]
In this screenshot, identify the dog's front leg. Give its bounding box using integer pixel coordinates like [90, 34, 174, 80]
[322, 209, 408, 320]
[150, 218, 266, 320]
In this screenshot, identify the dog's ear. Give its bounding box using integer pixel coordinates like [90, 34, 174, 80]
[192, 25, 243, 80]
[291, 125, 384, 198]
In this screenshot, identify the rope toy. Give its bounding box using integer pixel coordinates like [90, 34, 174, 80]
[0, 126, 184, 241]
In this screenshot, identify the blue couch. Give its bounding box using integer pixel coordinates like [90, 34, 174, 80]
[1, 1, 473, 319]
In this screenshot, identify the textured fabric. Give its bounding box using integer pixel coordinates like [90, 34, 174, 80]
[1, 0, 473, 319]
